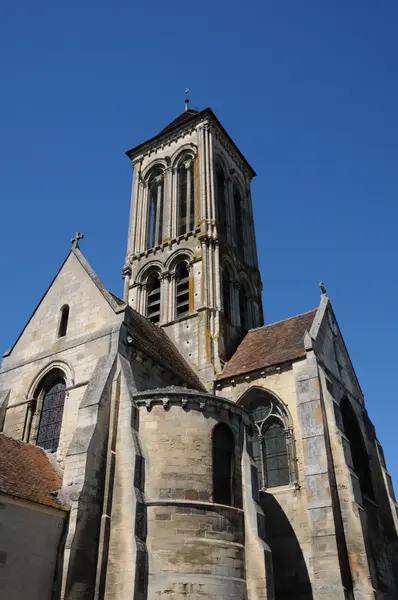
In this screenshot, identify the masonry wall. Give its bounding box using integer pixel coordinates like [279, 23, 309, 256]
[136, 392, 248, 599]
[0, 252, 120, 464]
[216, 365, 316, 599]
[0, 495, 65, 600]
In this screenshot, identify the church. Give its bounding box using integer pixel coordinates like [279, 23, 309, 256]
[0, 103, 397, 600]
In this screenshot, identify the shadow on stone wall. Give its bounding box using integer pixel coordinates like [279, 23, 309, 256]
[259, 492, 313, 600]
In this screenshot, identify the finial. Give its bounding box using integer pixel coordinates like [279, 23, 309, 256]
[71, 232, 84, 249]
[184, 88, 189, 112]
[319, 281, 327, 296]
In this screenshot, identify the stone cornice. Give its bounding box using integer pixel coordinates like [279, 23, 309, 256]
[133, 387, 251, 424]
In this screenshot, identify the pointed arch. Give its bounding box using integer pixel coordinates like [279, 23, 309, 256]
[238, 387, 295, 489]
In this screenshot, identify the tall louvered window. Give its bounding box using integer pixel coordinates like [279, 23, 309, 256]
[147, 272, 161, 324]
[222, 268, 232, 322]
[177, 159, 195, 236]
[233, 185, 244, 257]
[37, 380, 66, 452]
[216, 164, 227, 238]
[148, 170, 164, 248]
[175, 262, 190, 318]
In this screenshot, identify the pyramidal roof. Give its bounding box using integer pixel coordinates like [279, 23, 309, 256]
[158, 109, 199, 135]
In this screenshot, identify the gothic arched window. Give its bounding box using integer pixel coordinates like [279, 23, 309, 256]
[177, 159, 195, 236]
[37, 378, 66, 452]
[222, 267, 232, 323]
[175, 261, 190, 318]
[341, 397, 374, 499]
[233, 185, 244, 252]
[244, 391, 293, 489]
[216, 164, 227, 238]
[58, 305, 69, 338]
[146, 272, 161, 324]
[213, 423, 235, 506]
[147, 169, 164, 249]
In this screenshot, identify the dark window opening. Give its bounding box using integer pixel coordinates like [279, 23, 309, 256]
[341, 398, 374, 499]
[176, 262, 190, 318]
[233, 186, 244, 256]
[239, 286, 249, 332]
[148, 171, 163, 249]
[37, 380, 66, 452]
[223, 269, 232, 322]
[177, 160, 194, 236]
[58, 305, 69, 338]
[216, 165, 227, 238]
[213, 423, 235, 506]
[147, 272, 161, 324]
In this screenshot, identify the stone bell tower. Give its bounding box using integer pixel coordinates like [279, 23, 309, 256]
[122, 100, 263, 384]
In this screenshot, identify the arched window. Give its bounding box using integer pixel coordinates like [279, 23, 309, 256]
[175, 262, 190, 318]
[213, 423, 235, 506]
[146, 272, 161, 324]
[233, 185, 244, 253]
[341, 397, 374, 499]
[177, 159, 195, 236]
[216, 164, 227, 238]
[36, 378, 66, 452]
[147, 169, 164, 248]
[244, 391, 292, 489]
[58, 305, 69, 338]
[222, 267, 232, 322]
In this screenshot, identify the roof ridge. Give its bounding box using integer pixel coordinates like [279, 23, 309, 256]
[247, 308, 317, 334]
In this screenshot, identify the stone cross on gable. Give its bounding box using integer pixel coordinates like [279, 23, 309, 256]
[71, 232, 84, 249]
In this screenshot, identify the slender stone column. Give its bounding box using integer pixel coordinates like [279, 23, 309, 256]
[127, 161, 140, 255]
[154, 175, 163, 246]
[197, 125, 207, 222]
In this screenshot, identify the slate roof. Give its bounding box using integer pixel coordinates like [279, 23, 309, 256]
[0, 434, 67, 510]
[126, 107, 256, 177]
[218, 309, 317, 381]
[125, 306, 206, 392]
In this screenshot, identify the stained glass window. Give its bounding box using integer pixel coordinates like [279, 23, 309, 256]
[36, 380, 66, 452]
[247, 393, 291, 489]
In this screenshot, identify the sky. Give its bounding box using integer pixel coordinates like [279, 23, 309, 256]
[0, 2, 397, 487]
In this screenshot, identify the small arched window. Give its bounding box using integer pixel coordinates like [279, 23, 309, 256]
[175, 262, 190, 318]
[216, 164, 227, 238]
[146, 272, 161, 324]
[222, 267, 232, 322]
[177, 159, 195, 236]
[148, 169, 164, 249]
[341, 398, 374, 499]
[233, 185, 244, 256]
[58, 305, 69, 338]
[244, 391, 292, 489]
[37, 378, 66, 452]
[213, 423, 235, 506]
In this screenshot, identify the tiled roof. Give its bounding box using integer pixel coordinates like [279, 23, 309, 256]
[218, 309, 317, 381]
[0, 434, 67, 510]
[125, 307, 206, 392]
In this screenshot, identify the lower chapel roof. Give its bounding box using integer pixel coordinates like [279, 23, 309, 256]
[218, 309, 317, 381]
[0, 434, 67, 510]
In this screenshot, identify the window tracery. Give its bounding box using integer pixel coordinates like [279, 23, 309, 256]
[243, 391, 294, 489]
[36, 378, 66, 452]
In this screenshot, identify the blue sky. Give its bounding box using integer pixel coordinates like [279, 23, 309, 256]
[0, 2, 397, 486]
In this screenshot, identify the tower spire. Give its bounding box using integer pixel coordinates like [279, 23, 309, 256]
[184, 88, 189, 112]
